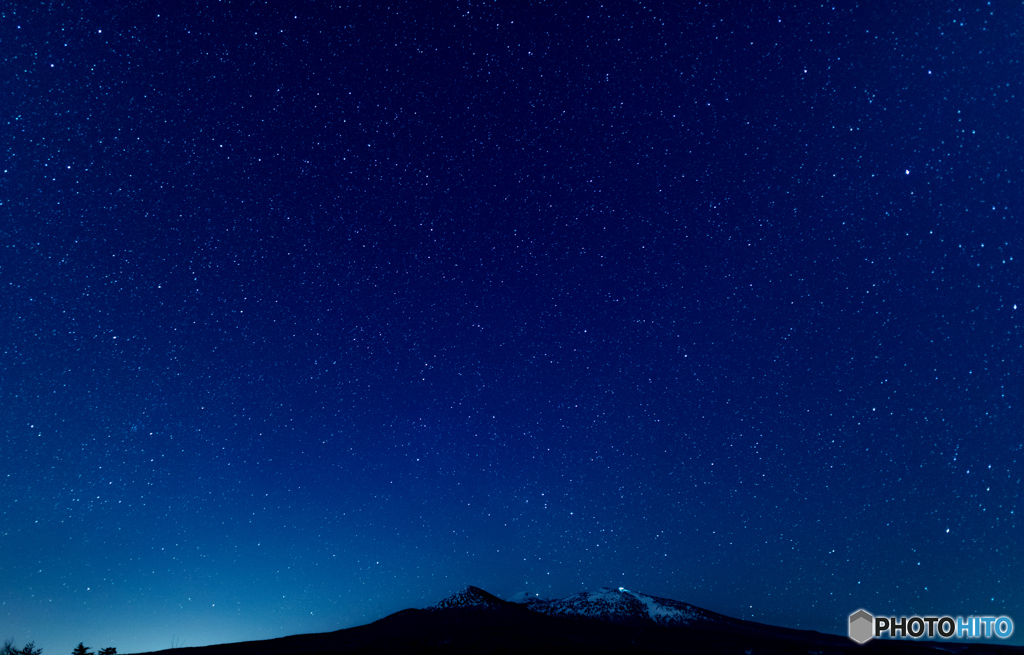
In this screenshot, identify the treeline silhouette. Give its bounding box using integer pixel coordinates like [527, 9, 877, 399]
[3, 641, 115, 655]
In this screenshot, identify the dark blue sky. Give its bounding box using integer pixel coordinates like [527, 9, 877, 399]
[3, 1, 1022, 652]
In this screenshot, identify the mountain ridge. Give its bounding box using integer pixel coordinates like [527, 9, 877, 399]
[126, 585, 1024, 655]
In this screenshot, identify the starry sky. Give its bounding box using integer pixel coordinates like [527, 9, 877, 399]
[2, 0, 1022, 652]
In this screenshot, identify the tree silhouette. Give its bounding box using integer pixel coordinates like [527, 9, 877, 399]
[98, 649, 116, 655]
[3, 640, 42, 655]
[71, 644, 90, 655]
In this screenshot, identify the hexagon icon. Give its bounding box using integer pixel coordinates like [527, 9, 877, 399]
[849, 609, 874, 644]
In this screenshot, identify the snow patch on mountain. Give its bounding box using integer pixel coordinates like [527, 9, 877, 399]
[505, 591, 549, 610]
[508, 586, 713, 627]
[542, 588, 650, 624]
[620, 588, 706, 626]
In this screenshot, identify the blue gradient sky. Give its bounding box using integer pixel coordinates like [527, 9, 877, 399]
[2, 1, 1022, 653]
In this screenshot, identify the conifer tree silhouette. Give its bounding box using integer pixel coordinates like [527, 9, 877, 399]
[71, 644, 90, 655]
[3, 640, 42, 655]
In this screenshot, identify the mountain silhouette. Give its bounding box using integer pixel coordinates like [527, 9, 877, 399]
[128, 586, 1024, 655]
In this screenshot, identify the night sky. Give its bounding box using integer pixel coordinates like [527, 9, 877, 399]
[3, 1, 1023, 652]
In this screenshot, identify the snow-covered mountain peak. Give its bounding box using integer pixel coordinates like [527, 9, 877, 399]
[506, 586, 711, 627]
[540, 587, 651, 624]
[615, 588, 707, 626]
[428, 585, 507, 610]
